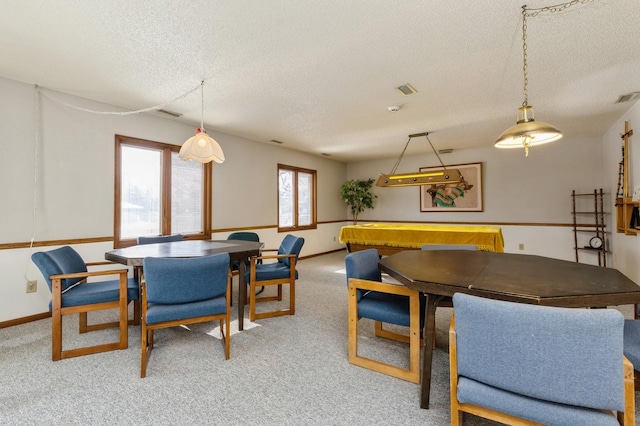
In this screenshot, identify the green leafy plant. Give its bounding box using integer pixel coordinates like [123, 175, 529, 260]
[340, 178, 377, 224]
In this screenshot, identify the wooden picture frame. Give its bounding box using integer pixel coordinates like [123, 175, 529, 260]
[419, 162, 483, 212]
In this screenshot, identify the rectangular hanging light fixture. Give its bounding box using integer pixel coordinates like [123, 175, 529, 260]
[376, 169, 462, 187]
[376, 132, 462, 188]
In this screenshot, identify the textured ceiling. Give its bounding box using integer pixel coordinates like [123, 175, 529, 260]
[2, 0, 640, 163]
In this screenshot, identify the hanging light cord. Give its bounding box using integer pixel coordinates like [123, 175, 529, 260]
[37, 82, 203, 116]
[26, 81, 206, 280]
[520, 0, 595, 107]
[199, 81, 205, 131]
[388, 133, 447, 175]
[521, 6, 529, 107]
[25, 85, 41, 282]
[426, 134, 447, 169]
[388, 136, 412, 175]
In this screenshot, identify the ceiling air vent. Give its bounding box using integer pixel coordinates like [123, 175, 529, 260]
[158, 109, 183, 117]
[396, 84, 417, 96]
[615, 92, 640, 104]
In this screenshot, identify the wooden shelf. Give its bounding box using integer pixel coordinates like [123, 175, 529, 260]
[572, 189, 607, 267]
[616, 197, 639, 235]
[575, 247, 608, 253]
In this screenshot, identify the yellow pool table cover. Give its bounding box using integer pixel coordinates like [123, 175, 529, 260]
[339, 223, 504, 253]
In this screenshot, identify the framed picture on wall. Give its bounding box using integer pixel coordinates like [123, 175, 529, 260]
[419, 162, 483, 212]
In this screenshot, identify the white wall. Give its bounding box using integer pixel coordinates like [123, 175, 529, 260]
[0, 77, 347, 321]
[346, 129, 607, 263]
[2, 72, 638, 322]
[603, 100, 640, 283]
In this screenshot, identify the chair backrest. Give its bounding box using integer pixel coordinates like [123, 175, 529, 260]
[137, 234, 184, 245]
[421, 244, 477, 251]
[32, 246, 87, 293]
[143, 253, 230, 305]
[345, 249, 381, 302]
[345, 248, 381, 283]
[277, 235, 305, 267]
[623, 319, 640, 369]
[452, 293, 625, 412]
[227, 232, 260, 242]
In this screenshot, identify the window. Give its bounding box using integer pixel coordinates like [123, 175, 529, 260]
[114, 135, 211, 248]
[278, 164, 317, 232]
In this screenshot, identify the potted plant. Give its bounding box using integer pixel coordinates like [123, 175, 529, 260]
[340, 178, 377, 224]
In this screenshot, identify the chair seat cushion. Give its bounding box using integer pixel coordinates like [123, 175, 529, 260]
[146, 296, 227, 325]
[457, 376, 620, 426]
[623, 319, 640, 367]
[357, 291, 424, 328]
[245, 263, 298, 282]
[52, 278, 138, 310]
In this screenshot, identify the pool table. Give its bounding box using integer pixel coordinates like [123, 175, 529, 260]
[339, 223, 504, 255]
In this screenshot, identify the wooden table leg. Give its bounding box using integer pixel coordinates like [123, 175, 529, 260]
[238, 258, 247, 331]
[420, 294, 441, 409]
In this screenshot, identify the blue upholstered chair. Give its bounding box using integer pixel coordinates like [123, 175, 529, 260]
[244, 234, 304, 321]
[137, 234, 184, 245]
[227, 231, 262, 305]
[31, 246, 139, 361]
[135, 234, 185, 288]
[227, 231, 261, 275]
[450, 293, 635, 426]
[623, 319, 640, 390]
[345, 248, 424, 383]
[227, 231, 260, 243]
[140, 253, 231, 378]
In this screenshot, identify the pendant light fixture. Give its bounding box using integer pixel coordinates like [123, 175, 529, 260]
[179, 81, 225, 164]
[376, 132, 462, 187]
[495, 4, 565, 157]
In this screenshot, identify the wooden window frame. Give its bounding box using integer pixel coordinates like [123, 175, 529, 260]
[114, 135, 211, 248]
[277, 163, 317, 233]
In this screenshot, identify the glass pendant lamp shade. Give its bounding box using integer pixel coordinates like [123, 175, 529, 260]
[179, 80, 225, 164]
[179, 127, 225, 164]
[495, 105, 563, 156]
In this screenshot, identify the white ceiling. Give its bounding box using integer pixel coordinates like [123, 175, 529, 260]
[2, 0, 640, 163]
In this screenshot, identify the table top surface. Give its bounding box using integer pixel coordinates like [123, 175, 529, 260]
[378, 250, 640, 308]
[105, 239, 263, 266]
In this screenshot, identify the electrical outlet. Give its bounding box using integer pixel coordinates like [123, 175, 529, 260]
[26, 280, 37, 293]
[518, 243, 524, 250]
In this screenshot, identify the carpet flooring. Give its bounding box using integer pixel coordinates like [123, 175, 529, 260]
[0, 250, 636, 425]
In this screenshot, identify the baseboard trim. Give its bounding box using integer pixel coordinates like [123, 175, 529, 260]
[300, 248, 346, 260]
[0, 312, 50, 329]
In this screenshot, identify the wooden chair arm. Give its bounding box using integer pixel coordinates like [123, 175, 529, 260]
[348, 278, 417, 297]
[49, 269, 129, 312]
[250, 253, 295, 264]
[85, 260, 118, 267]
[50, 269, 129, 281]
[259, 248, 279, 253]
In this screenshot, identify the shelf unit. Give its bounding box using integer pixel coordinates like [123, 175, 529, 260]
[572, 189, 607, 267]
[615, 120, 638, 235]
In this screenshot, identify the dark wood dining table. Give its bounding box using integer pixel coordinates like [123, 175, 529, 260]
[378, 249, 640, 409]
[105, 239, 263, 331]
